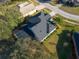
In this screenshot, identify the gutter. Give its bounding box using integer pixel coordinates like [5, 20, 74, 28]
[40, 27, 56, 42]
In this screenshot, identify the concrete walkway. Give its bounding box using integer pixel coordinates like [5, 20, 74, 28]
[35, 5, 45, 10]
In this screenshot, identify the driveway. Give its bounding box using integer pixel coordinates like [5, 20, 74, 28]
[42, 3, 79, 22]
[35, 1, 79, 22]
[35, 5, 45, 10]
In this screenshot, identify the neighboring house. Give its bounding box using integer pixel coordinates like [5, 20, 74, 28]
[0, 0, 10, 4]
[60, 0, 79, 6]
[73, 0, 79, 5]
[38, 0, 51, 3]
[72, 32, 79, 59]
[13, 12, 56, 42]
[18, 2, 36, 17]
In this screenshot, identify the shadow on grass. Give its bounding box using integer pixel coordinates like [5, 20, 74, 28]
[56, 30, 72, 59]
[0, 39, 15, 59]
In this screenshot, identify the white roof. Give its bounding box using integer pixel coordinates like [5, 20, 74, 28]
[20, 3, 35, 15]
[18, 2, 29, 8]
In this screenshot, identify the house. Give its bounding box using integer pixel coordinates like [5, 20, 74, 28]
[72, 32, 79, 59]
[13, 12, 56, 42]
[18, 2, 36, 17]
[73, 0, 79, 5]
[38, 0, 51, 3]
[68, 0, 79, 6]
[0, 0, 10, 3]
[59, 0, 79, 6]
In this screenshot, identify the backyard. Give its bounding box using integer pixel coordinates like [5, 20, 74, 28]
[43, 15, 79, 59]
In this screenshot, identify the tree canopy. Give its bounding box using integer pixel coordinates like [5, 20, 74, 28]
[0, 3, 22, 40]
[8, 38, 52, 59]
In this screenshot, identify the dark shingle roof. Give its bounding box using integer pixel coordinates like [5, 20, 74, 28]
[73, 32, 79, 56]
[0, 0, 10, 3]
[31, 13, 56, 41]
[13, 12, 56, 42]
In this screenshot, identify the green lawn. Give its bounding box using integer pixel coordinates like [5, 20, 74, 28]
[43, 15, 79, 59]
[49, 0, 57, 6]
[42, 8, 51, 14]
[60, 6, 79, 15]
[0, 2, 23, 40]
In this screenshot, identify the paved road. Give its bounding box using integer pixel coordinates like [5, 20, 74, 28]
[35, 0, 79, 22]
[35, 5, 45, 10]
[42, 3, 79, 22]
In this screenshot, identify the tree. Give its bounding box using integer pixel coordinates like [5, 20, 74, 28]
[0, 3, 22, 39]
[9, 38, 52, 59]
[54, 16, 63, 24]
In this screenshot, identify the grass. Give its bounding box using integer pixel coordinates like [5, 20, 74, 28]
[0, 2, 23, 39]
[30, 0, 39, 6]
[49, 0, 57, 6]
[43, 15, 79, 59]
[56, 14, 79, 23]
[42, 8, 51, 14]
[0, 1, 79, 58]
[60, 6, 79, 15]
[43, 30, 59, 59]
